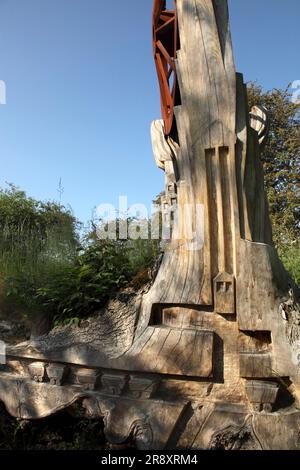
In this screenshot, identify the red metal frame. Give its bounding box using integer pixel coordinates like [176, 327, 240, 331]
[153, 0, 180, 136]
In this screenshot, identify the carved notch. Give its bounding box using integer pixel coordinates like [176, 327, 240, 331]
[214, 272, 235, 315]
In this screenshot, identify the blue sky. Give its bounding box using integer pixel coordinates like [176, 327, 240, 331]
[0, 0, 299, 224]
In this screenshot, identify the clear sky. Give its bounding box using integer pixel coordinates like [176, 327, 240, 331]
[0, 0, 299, 224]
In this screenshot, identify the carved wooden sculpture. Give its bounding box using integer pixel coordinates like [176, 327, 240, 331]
[1, 0, 300, 450]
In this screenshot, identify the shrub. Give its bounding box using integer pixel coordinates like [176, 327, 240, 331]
[35, 241, 132, 323]
[0, 187, 160, 325]
[279, 243, 300, 287]
[0, 184, 79, 318]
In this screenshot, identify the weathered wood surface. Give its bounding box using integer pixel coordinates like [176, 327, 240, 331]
[138, 0, 239, 335]
[1, 0, 300, 450]
[240, 353, 273, 379]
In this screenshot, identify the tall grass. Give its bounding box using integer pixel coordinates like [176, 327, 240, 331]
[0, 185, 160, 325]
[0, 185, 79, 315]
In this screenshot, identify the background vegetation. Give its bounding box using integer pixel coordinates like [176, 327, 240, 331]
[248, 83, 300, 284]
[0, 184, 160, 326]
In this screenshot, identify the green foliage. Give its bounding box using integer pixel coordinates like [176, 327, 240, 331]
[36, 241, 131, 323]
[247, 83, 300, 247]
[0, 186, 160, 324]
[0, 184, 79, 316]
[279, 243, 300, 287]
[36, 233, 160, 324]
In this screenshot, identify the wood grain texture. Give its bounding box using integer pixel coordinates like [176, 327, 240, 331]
[138, 0, 239, 332]
[1, 0, 300, 451]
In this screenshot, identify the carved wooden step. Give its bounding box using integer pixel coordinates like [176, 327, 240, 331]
[239, 353, 273, 378]
[118, 326, 213, 377]
[245, 380, 279, 412]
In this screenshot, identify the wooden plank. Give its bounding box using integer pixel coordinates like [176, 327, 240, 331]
[172, 329, 197, 375]
[138, 327, 171, 369]
[127, 327, 155, 357]
[154, 329, 183, 372]
[193, 330, 214, 377]
[240, 353, 273, 378]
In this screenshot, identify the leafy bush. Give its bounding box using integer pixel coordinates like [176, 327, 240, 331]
[279, 243, 300, 287]
[35, 242, 131, 323]
[0, 184, 79, 318]
[0, 186, 160, 324]
[35, 235, 160, 324]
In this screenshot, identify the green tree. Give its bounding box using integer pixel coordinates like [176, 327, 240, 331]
[247, 83, 300, 286]
[247, 83, 300, 247]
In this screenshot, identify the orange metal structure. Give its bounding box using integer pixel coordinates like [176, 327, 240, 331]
[152, 0, 180, 136]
